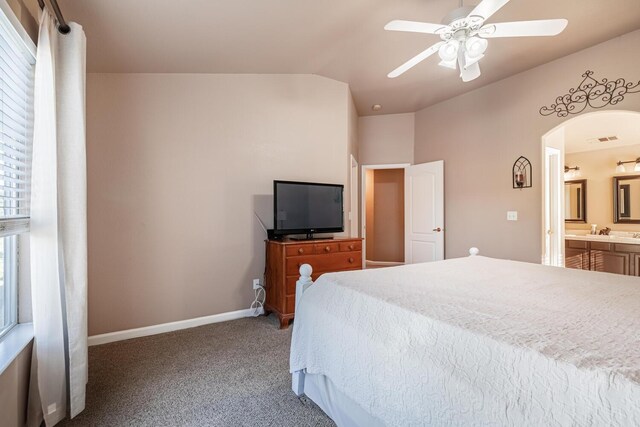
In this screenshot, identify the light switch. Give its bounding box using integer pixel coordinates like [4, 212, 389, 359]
[507, 211, 518, 221]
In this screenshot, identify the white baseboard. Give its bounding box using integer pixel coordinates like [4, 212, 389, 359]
[365, 260, 404, 266]
[88, 307, 264, 346]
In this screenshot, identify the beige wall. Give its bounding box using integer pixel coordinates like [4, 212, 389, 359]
[566, 144, 640, 231]
[0, 342, 32, 427]
[414, 29, 640, 262]
[87, 73, 351, 335]
[359, 113, 414, 165]
[372, 169, 404, 262]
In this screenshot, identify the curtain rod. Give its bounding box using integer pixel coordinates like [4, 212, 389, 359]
[37, 0, 70, 34]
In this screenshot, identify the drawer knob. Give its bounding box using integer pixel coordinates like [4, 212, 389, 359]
[349, 244, 354, 250]
[348, 257, 354, 263]
[324, 246, 331, 252]
[298, 248, 304, 254]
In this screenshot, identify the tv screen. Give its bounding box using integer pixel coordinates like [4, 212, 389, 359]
[273, 181, 344, 236]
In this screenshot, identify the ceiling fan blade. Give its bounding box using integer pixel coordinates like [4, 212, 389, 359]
[468, 0, 511, 21]
[384, 20, 446, 35]
[460, 61, 481, 82]
[388, 42, 444, 78]
[479, 19, 568, 38]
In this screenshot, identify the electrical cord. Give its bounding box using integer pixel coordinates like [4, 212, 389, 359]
[251, 285, 266, 317]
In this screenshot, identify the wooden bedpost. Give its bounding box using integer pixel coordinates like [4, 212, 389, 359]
[292, 264, 313, 397]
[469, 247, 480, 256]
[295, 264, 313, 312]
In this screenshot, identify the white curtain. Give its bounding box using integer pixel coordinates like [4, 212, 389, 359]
[28, 9, 87, 426]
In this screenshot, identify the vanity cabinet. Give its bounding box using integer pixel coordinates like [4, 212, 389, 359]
[565, 240, 590, 270]
[565, 239, 639, 276]
[590, 250, 630, 275]
[634, 254, 640, 277]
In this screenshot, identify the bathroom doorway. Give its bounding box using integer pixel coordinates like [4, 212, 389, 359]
[362, 164, 409, 268]
[541, 110, 640, 270]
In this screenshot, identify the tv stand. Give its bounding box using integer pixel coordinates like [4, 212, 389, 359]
[264, 237, 363, 328]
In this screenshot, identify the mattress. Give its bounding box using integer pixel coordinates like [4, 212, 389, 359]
[290, 256, 640, 426]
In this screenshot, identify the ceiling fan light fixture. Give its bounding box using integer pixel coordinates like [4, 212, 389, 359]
[465, 36, 488, 57]
[438, 40, 459, 62]
[463, 36, 487, 66]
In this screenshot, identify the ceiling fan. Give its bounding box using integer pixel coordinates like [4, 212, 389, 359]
[385, 0, 568, 82]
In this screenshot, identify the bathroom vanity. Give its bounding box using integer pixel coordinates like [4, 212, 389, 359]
[565, 234, 640, 276]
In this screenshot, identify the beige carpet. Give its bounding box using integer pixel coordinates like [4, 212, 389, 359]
[58, 315, 334, 426]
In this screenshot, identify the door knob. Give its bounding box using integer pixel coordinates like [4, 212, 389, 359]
[433, 227, 442, 232]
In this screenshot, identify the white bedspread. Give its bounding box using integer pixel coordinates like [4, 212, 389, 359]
[290, 256, 640, 427]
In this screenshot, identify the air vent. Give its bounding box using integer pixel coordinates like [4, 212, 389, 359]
[588, 136, 619, 144]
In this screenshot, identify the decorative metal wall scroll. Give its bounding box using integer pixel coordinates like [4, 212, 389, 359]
[539, 70, 640, 118]
[513, 156, 532, 189]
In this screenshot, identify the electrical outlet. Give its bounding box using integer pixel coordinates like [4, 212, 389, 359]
[252, 279, 261, 290]
[507, 211, 518, 221]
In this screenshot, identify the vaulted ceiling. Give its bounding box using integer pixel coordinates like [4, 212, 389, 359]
[58, 0, 640, 115]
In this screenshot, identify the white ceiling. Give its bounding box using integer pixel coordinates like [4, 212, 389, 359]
[58, 0, 640, 115]
[564, 111, 640, 154]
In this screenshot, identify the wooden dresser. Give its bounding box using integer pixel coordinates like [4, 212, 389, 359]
[265, 237, 363, 328]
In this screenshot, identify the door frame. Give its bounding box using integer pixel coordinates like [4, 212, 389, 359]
[350, 155, 359, 238]
[543, 145, 564, 266]
[361, 163, 410, 267]
[540, 121, 566, 266]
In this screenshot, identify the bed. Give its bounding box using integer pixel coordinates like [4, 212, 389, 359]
[289, 249, 640, 426]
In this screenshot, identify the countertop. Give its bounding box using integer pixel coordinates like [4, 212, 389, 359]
[565, 233, 640, 245]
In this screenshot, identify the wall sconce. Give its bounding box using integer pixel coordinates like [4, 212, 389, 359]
[564, 165, 581, 179]
[512, 156, 532, 189]
[615, 157, 640, 173]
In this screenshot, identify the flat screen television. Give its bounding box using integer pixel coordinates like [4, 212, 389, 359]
[273, 180, 344, 239]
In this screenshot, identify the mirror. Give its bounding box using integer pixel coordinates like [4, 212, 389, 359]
[614, 175, 640, 223]
[565, 179, 587, 223]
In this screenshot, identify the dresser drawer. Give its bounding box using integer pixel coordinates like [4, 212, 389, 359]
[339, 241, 361, 252]
[285, 244, 313, 257]
[313, 242, 340, 254]
[286, 252, 362, 275]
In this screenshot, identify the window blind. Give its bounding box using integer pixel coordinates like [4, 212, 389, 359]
[0, 8, 35, 223]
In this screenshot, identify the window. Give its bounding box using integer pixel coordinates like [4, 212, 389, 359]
[0, 3, 35, 339]
[0, 235, 17, 337]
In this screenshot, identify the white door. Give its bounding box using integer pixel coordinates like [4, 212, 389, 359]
[405, 161, 444, 263]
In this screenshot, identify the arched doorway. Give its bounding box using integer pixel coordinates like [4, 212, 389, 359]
[540, 110, 640, 266]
